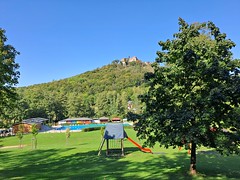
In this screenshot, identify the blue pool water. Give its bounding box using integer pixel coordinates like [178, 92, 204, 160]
[55, 123, 130, 131]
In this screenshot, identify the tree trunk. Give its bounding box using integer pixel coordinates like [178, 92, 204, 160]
[34, 137, 37, 149]
[189, 142, 197, 175]
[19, 139, 22, 148]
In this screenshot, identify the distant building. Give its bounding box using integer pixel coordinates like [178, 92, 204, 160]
[128, 56, 139, 62]
[120, 56, 141, 66]
[92, 118, 100, 124]
[111, 117, 121, 123]
[99, 117, 109, 123]
[12, 117, 48, 134]
[22, 117, 48, 124]
[12, 122, 41, 134]
[58, 117, 93, 125]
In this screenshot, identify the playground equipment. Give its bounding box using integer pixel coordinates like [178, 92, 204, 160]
[98, 123, 152, 156]
[178, 143, 192, 154]
[127, 137, 152, 153]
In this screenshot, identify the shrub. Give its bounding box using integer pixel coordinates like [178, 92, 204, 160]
[82, 127, 101, 132]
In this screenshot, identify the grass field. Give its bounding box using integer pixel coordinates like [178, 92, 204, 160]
[0, 127, 240, 180]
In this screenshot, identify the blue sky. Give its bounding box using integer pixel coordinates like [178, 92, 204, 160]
[1, 0, 240, 87]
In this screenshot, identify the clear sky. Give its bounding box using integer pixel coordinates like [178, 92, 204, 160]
[1, 0, 240, 87]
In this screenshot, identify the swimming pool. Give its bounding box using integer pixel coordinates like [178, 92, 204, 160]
[55, 123, 130, 131]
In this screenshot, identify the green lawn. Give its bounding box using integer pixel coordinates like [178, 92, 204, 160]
[0, 128, 239, 180]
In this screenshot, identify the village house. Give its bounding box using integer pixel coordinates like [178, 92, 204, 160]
[12, 118, 48, 134]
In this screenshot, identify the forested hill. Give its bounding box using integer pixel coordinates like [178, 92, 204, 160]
[14, 61, 153, 122]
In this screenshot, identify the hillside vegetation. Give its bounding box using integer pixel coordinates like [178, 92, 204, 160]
[2, 60, 153, 124]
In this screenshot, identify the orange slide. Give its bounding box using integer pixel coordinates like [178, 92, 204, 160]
[127, 137, 152, 154]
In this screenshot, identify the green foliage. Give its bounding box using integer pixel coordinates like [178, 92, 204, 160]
[0, 28, 20, 119]
[31, 124, 38, 137]
[16, 124, 24, 148]
[12, 61, 152, 122]
[133, 18, 240, 173]
[65, 128, 70, 144]
[16, 130, 23, 140]
[100, 126, 105, 137]
[66, 128, 70, 138]
[31, 124, 38, 149]
[82, 127, 102, 132]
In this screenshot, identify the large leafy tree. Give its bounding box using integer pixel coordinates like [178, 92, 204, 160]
[134, 18, 240, 175]
[0, 28, 20, 115]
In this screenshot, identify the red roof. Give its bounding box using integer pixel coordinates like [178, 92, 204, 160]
[112, 117, 121, 121]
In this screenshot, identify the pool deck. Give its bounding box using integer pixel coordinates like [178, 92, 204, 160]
[41, 129, 82, 133]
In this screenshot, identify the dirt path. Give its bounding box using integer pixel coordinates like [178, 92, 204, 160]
[0, 145, 26, 149]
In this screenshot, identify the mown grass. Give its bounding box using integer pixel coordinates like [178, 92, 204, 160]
[0, 128, 239, 180]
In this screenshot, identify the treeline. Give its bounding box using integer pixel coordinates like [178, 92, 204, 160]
[1, 61, 152, 125]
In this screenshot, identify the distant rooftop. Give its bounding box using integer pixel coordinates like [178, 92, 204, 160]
[22, 117, 48, 124]
[63, 117, 93, 121]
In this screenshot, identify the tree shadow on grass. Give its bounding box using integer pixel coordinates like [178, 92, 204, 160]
[0, 139, 3, 148]
[197, 151, 240, 179]
[0, 148, 240, 180]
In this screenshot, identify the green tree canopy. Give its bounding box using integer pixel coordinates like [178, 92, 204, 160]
[134, 18, 240, 175]
[0, 28, 20, 113]
[14, 61, 152, 122]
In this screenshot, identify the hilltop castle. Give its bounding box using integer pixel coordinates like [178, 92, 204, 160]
[120, 56, 151, 66]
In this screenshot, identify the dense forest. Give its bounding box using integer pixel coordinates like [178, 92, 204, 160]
[0, 60, 153, 126]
